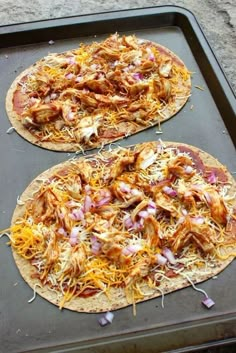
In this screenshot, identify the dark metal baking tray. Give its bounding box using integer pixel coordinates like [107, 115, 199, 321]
[0, 6, 235, 353]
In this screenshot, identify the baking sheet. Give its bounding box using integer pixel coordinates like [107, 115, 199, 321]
[0, 6, 236, 353]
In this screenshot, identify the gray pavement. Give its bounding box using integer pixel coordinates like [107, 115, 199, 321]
[0, 0, 236, 92]
[0, 2, 235, 352]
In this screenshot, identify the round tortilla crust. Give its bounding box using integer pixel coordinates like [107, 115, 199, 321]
[11, 142, 236, 312]
[6, 41, 191, 152]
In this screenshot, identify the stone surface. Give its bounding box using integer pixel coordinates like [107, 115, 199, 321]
[0, 1, 235, 352]
[0, 0, 236, 92]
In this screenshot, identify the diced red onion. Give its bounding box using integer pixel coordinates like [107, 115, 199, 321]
[90, 64, 97, 70]
[67, 111, 74, 121]
[122, 244, 142, 256]
[204, 192, 212, 204]
[132, 73, 143, 81]
[162, 247, 176, 264]
[163, 186, 177, 197]
[191, 216, 204, 225]
[184, 191, 192, 197]
[100, 189, 106, 197]
[50, 93, 57, 99]
[98, 316, 109, 327]
[185, 166, 193, 174]
[84, 195, 92, 212]
[96, 197, 111, 207]
[133, 59, 141, 66]
[91, 243, 101, 255]
[69, 237, 78, 246]
[69, 213, 77, 220]
[72, 208, 84, 221]
[66, 200, 78, 208]
[202, 297, 215, 309]
[120, 182, 131, 193]
[65, 73, 74, 79]
[75, 75, 82, 82]
[29, 97, 38, 104]
[149, 53, 155, 61]
[70, 227, 80, 238]
[104, 311, 114, 323]
[148, 200, 156, 209]
[91, 236, 101, 255]
[105, 190, 111, 198]
[147, 207, 156, 215]
[67, 57, 76, 65]
[146, 47, 155, 61]
[192, 184, 204, 191]
[133, 220, 143, 230]
[44, 95, 50, 104]
[138, 210, 149, 219]
[207, 171, 217, 184]
[139, 217, 144, 226]
[58, 212, 65, 219]
[131, 188, 141, 196]
[58, 227, 67, 236]
[124, 216, 133, 229]
[177, 216, 185, 225]
[156, 253, 168, 266]
[84, 185, 91, 194]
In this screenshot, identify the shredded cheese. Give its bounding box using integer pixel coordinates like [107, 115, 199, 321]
[7, 142, 235, 310]
[13, 34, 191, 148]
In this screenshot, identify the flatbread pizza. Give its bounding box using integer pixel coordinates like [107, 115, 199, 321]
[6, 34, 191, 151]
[9, 141, 236, 312]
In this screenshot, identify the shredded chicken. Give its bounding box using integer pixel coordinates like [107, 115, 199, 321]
[10, 142, 235, 309]
[14, 34, 191, 148]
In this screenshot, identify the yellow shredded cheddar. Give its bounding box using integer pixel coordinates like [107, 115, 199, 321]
[6, 141, 236, 311]
[9, 34, 191, 151]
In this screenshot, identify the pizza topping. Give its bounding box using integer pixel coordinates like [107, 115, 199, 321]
[162, 248, 176, 265]
[10, 34, 191, 150]
[159, 59, 172, 77]
[156, 253, 168, 266]
[204, 166, 228, 184]
[98, 311, 114, 326]
[9, 142, 235, 310]
[26, 103, 61, 124]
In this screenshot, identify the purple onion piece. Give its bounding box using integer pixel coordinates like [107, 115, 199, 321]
[148, 200, 156, 209]
[185, 166, 193, 174]
[70, 226, 80, 238]
[156, 253, 167, 266]
[84, 195, 92, 212]
[96, 197, 111, 207]
[124, 216, 133, 229]
[191, 216, 204, 225]
[162, 247, 176, 265]
[202, 297, 215, 309]
[72, 208, 84, 221]
[98, 312, 114, 326]
[98, 316, 109, 327]
[207, 171, 217, 184]
[163, 186, 177, 197]
[104, 311, 114, 323]
[138, 210, 149, 219]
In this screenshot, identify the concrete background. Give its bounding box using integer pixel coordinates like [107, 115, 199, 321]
[0, 1, 235, 352]
[0, 0, 235, 93]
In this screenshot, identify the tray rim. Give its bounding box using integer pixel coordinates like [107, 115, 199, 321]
[1, 5, 236, 353]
